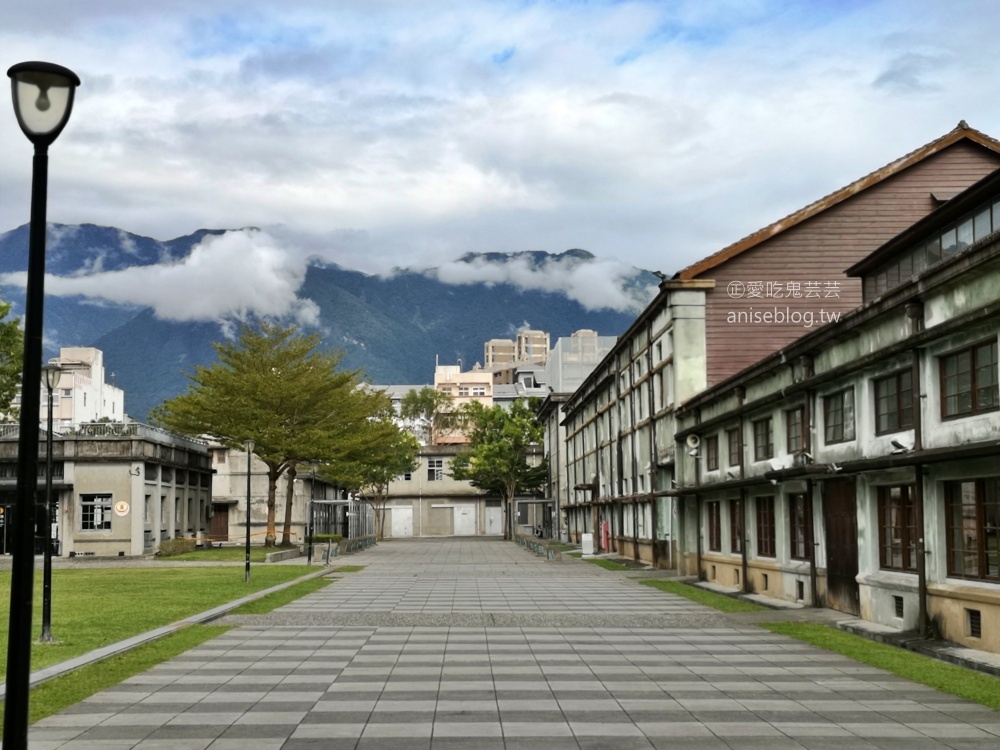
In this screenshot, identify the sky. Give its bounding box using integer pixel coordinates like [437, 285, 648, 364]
[2, 0, 1000, 323]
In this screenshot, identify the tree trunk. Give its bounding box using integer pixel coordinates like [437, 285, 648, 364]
[266, 466, 279, 547]
[280, 464, 296, 546]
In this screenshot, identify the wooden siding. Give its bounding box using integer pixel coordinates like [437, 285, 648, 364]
[701, 141, 1000, 386]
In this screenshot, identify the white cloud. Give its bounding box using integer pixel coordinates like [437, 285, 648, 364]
[432, 254, 654, 312]
[1, 0, 999, 280]
[1, 229, 319, 325]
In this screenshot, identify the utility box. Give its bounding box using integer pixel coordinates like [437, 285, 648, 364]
[581, 533, 594, 555]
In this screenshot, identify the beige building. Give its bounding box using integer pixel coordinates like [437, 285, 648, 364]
[0, 422, 212, 557]
[379, 445, 504, 538]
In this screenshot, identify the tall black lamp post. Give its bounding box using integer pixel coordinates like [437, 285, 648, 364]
[39, 363, 61, 643]
[306, 462, 317, 565]
[244, 438, 255, 583]
[4, 61, 80, 750]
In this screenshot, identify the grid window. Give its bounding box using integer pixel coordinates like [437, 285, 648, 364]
[708, 501, 721, 552]
[427, 458, 444, 481]
[940, 340, 999, 419]
[789, 493, 813, 560]
[875, 370, 914, 434]
[753, 418, 773, 461]
[727, 428, 741, 467]
[786, 407, 804, 453]
[81, 493, 113, 531]
[877, 485, 916, 571]
[945, 479, 1000, 581]
[705, 435, 719, 471]
[824, 388, 855, 444]
[756, 496, 776, 558]
[730, 499, 743, 554]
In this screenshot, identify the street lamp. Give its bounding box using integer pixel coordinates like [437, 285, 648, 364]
[4, 61, 80, 750]
[244, 438, 255, 583]
[306, 462, 317, 566]
[39, 363, 61, 643]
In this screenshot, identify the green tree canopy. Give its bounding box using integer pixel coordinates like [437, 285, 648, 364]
[0, 297, 24, 416]
[151, 321, 387, 546]
[336, 409, 420, 540]
[399, 386, 460, 444]
[449, 398, 547, 539]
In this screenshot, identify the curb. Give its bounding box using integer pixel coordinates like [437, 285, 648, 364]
[0, 566, 333, 699]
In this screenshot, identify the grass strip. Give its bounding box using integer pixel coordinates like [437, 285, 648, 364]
[229, 577, 332, 614]
[760, 622, 1000, 711]
[586, 558, 631, 571]
[0, 566, 313, 679]
[332, 565, 365, 573]
[169, 546, 275, 562]
[640, 579, 767, 613]
[0, 624, 230, 733]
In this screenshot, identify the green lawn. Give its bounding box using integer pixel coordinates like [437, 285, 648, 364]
[0, 565, 314, 679]
[332, 565, 365, 573]
[761, 623, 1000, 711]
[229, 577, 332, 614]
[640, 579, 768, 613]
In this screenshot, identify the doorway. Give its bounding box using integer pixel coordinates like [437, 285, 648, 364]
[823, 478, 860, 615]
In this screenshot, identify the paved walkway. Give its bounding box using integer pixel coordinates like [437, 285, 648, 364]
[26, 539, 1000, 749]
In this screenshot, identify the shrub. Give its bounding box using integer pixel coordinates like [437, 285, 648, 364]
[157, 538, 197, 557]
[307, 534, 343, 544]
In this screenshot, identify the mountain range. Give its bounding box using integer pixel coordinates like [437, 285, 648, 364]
[0, 224, 657, 421]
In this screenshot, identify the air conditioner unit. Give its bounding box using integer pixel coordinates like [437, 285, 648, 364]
[686, 434, 701, 449]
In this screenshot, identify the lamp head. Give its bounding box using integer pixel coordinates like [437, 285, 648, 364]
[8, 61, 80, 146]
[244, 438, 255, 453]
[41, 363, 61, 390]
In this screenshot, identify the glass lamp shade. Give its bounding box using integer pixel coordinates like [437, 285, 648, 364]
[7, 61, 80, 145]
[41, 364, 61, 391]
[245, 438, 256, 454]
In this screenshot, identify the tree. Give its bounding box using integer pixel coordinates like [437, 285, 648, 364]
[0, 296, 23, 416]
[400, 386, 460, 444]
[449, 398, 547, 540]
[337, 412, 420, 540]
[152, 321, 386, 547]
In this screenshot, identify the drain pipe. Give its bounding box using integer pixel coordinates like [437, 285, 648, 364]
[904, 302, 928, 635]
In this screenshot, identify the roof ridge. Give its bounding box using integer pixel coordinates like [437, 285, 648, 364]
[675, 121, 1000, 280]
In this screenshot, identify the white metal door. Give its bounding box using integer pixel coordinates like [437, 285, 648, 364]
[390, 506, 413, 537]
[454, 505, 476, 536]
[485, 506, 502, 535]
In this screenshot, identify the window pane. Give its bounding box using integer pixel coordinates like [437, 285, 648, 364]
[843, 389, 855, 440]
[898, 252, 912, 280]
[941, 227, 959, 255]
[957, 216, 974, 250]
[974, 207, 992, 241]
[925, 237, 941, 264]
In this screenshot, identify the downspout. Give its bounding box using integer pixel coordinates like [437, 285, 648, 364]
[694, 408, 703, 580]
[907, 301, 927, 635]
[740, 487, 749, 593]
[647, 319, 659, 567]
[803, 376, 819, 608]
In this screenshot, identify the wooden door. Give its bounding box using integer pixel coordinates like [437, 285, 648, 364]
[823, 478, 860, 615]
[210, 504, 229, 542]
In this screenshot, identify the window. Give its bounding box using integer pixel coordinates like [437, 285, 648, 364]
[788, 493, 813, 560]
[785, 408, 804, 454]
[940, 340, 999, 419]
[458, 386, 469, 397]
[727, 428, 741, 467]
[705, 435, 719, 471]
[472, 386, 487, 396]
[824, 388, 855, 444]
[730, 499, 743, 554]
[707, 502, 721, 551]
[402, 471, 412, 481]
[81, 494, 112, 531]
[753, 418, 773, 461]
[877, 486, 916, 571]
[875, 370, 914, 434]
[945, 479, 1000, 581]
[427, 458, 444, 481]
[756, 496, 776, 557]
